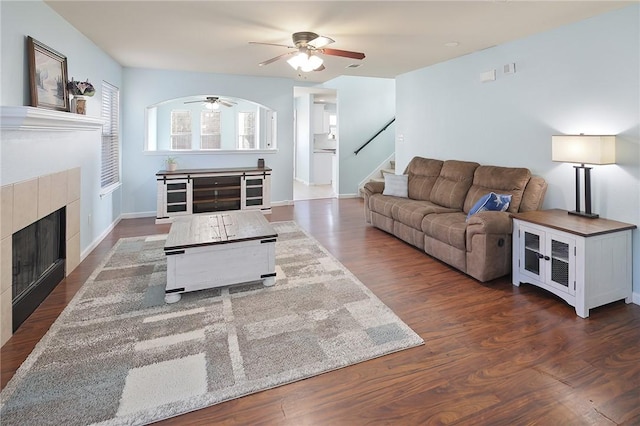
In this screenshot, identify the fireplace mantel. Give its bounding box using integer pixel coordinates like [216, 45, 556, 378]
[1, 106, 104, 131]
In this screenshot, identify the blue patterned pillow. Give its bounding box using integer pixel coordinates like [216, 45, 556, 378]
[466, 192, 512, 221]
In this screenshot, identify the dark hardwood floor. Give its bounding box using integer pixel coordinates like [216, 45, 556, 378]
[2, 198, 639, 425]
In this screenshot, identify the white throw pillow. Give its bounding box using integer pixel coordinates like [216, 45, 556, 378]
[382, 174, 408, 198]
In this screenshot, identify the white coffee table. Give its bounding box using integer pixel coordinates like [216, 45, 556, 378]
[163, 211, 277, 303]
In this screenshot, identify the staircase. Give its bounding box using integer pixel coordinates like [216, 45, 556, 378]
[369, 159, 396, 184]
[358, 158, 395, 197]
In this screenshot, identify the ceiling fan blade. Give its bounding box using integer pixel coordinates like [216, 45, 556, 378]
[321, 48, 366, 60]
[218, 100, 236, 107]
[249, 41, 295, 49]
[308, 35, 334, 49]
[184, 100, 204, 104]
[259, 51, 296, 66]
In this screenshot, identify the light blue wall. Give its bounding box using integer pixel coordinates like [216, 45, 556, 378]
[323, 76, 395, 195]
[121, 68, 295, 215]
[396, 5, 640, 293]
[1, 0, 123, 255]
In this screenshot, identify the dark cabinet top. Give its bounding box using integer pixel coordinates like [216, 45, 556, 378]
[512, 209, 636, 237]
[156, 166, 272, 177]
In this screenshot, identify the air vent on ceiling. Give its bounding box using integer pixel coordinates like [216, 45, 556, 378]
[346, 63, 361, 68]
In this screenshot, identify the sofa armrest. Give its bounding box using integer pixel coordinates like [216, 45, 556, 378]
[466, 211, 512, 243]
[363, 180, 385, 196]
[362, 180, 385, 224]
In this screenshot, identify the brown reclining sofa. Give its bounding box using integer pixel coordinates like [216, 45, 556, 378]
[362, 157, 548, 282]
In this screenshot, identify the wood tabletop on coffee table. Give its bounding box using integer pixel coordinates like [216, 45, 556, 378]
[165, 211, 277, 251]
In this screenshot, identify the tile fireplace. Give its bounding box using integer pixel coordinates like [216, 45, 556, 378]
[1, 168, 81, 345]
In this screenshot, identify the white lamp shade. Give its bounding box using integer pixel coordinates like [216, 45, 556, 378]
[551, 135, 616, 165]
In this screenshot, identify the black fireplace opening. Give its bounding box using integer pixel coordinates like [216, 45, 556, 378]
[12, 207, 66, 332]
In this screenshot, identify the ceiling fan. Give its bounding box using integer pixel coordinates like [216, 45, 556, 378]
[184, 96, 237, 109]
[250, 31, 366, 72]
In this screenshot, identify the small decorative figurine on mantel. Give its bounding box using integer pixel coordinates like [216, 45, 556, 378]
[67, 78, 95, 115]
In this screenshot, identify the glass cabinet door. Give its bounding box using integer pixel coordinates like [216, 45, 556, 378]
[521, 229, 544, 279]
[546, 234, 575, 295]
[243, 176, 265, 209]
[165, 179, 191, 215]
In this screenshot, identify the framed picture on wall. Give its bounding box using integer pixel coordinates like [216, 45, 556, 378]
[27, 36, 70, 112]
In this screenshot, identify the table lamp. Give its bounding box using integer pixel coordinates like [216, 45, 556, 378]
[551, 134, 616, 219]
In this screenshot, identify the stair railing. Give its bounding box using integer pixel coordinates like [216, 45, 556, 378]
[354, 117, 395, 155]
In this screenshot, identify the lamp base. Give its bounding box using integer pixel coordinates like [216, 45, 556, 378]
[568, 210, 599, 219]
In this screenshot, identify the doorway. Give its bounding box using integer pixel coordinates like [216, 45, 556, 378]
[293, 87, 338, 201]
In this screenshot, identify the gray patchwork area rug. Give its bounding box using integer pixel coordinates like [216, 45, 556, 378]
[0, 221, 423, 425]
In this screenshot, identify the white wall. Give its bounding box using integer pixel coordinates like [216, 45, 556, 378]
[121, 67, 295, 215]
[396, 5, 640, 294]
[322, 76, 395, 196]
[294, 94, 312, 184]
[1, 0, 123, 256]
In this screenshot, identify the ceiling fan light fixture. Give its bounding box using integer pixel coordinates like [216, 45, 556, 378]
[205, 101, 220, 110]
[303, 54, 323, 72]
[287, 52, 323, 72]
[287, 52, 307, 70]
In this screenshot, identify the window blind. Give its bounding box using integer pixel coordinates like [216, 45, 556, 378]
[171, 110, 192, 149]
[101, 81, 120, 190]
[201, 110, 221, 149]
[238, 112, 256, 149]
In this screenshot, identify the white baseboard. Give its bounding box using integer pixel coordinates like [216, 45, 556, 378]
[81, 217, 121, 261]
[338, 193, 359, 199]
[120, 211, 156, 219]
[633, 291, 640, 305]
[272, 200, 294, 206]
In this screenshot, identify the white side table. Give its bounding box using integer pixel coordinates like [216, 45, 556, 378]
[512, 209, 636, 318]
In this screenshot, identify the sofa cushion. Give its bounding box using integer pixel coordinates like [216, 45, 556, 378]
[463, 166, 531, 213]
[429, 160, 479, 209]
[368, 194, 398, 218]
[421, 212, 468, 251]
[382, 174, 408, 197]
[391, 200, 458, 230]
[405, 157, 444, 201]
[466, 192, 512, 221]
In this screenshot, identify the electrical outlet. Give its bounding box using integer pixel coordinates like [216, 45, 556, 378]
[504, 63, 516, 74]
[480, 69, 496, 83]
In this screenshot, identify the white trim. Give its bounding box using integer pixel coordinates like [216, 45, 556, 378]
[358, 153, 396, 189]
[143, 149, 279, 155]
[120, 211, 156, 219]
[632, 291, 640, 306]
[99, 182, 122, 198]
[338, 193, 359, 199]
[0, 106, 105, 131]
[81, 216, 121, 261]
[272, 200, 294, 206]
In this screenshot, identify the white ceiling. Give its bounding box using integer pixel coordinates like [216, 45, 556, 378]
[45, 1, 631, 84]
